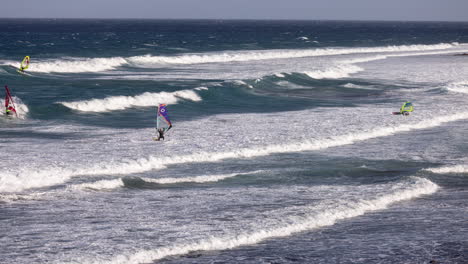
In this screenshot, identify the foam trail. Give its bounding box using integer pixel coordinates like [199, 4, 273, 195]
[72, 179, 124, 191]
[75, 177, 437, 264]
[0, 192, 50, 203]
[70, 170, 264, 191]
[60, 89, 202, 112]
[129, 43, 458, 65]
[425, 164, 468, 174]
[301, 49, 467, 80]
[144, 170, 264, 184]
[0, 158, 168, 193]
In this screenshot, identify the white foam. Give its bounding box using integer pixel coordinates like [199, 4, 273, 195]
[0, 192, 49, 203]
[20, 57, 127, 73]
[425, 164, 468, 174]
[3, 111, 467, 193]
[232, 80, 253, 89]
[76, 177, 437, 264]
[71, 179, 124, 191]
[445, 81, 468, 94]
[147, 170, 264, 184]
[342, 83, 380, 90]
[304, 65, 363, 79]
[299, 49, 464, 80]
[194, 86, 209, 91]
[59, 89, 202, 112]
[128, 43, 457, 65]
[0, 157, 168, 193]
[70, 170, 264, 191]
[0, 96, 29, 119]
[274, 73, 285, 78]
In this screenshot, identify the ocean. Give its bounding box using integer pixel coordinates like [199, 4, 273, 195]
[0, 19, 468, 263]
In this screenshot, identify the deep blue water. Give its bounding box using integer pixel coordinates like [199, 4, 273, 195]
[0, 19, 467, 264]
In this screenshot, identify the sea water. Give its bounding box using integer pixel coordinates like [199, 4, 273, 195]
[0, 19, 467, 263]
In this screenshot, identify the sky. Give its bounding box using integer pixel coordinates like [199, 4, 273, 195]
[1, 0, 467, 22]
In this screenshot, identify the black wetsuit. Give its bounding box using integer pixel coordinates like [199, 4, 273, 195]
[158, 130, 165, 140]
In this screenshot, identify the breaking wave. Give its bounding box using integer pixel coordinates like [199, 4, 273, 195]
[60, 89, 202, 112]
[1, 43, 461, 75]
[0, 96, 29, 119]
[445, 81, 468, 94]
[73, 177, 437, 264]
[71, 170, 264, 191]
[425, 164, 468, 174]
[2, 111, 468, 193]
[15, 57, 127, 73]
[304, 65, 363, 79]
[129, 43, 457, 65]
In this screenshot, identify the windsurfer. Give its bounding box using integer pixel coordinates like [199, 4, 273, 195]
[154, 104, 172, 141]
[4, 85, 17, 117]
[18, 56, 30, 73]
[155, 125, 172, 141]
[156, 128, 165, 141]
[399, 101, 413, 116]
[5, 106, 15, 116]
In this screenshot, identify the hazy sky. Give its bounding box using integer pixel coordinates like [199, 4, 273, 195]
[1, 0, 467, 21]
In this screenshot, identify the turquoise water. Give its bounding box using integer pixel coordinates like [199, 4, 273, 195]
[1, 19, 468, 263]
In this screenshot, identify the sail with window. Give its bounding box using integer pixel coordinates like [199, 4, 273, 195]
[153, 104, 172, 141]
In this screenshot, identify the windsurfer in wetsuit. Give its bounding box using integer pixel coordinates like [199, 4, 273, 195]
[155, 125, 172, 141]
[157, 128, 165, 141]
[399, 101, 413, 116]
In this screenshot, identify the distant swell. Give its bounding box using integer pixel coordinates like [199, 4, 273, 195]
[1, 43, 459, 74]
[60, 89, 202, 112]
[76, 177, 438, 264]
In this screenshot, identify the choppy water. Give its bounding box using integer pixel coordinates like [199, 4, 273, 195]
[1, 19, 468, 264]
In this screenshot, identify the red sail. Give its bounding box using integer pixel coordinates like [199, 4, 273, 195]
[4, 85, 17, 116]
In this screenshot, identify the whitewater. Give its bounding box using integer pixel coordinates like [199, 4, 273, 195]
[1, 19, 467, 264]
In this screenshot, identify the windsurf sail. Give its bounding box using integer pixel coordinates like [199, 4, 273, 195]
[19, 56, 30, 71]
[156, 104, 172, 132]
[4, 85, 17, 117]
[400, 101, 414, 114]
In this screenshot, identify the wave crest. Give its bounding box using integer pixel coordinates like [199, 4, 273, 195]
[129, 43, 457, 65]
[75, 177, 437, 264]
[60, 89, 202, 112]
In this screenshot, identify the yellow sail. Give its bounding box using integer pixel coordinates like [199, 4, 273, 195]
[400, 101, 414, 114]
[19, 56, 30, 71]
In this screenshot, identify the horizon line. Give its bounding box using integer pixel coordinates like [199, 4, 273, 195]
[0, 17, 467, 23]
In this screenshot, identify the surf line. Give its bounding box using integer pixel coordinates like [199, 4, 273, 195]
[424, 164, 468, 174]
[59, 89, 202, 112]
[69, 170, 265, 191]
[3, 111, 468, 193]
[76, 177, 437, 264]
[99, 111, 468, 174]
